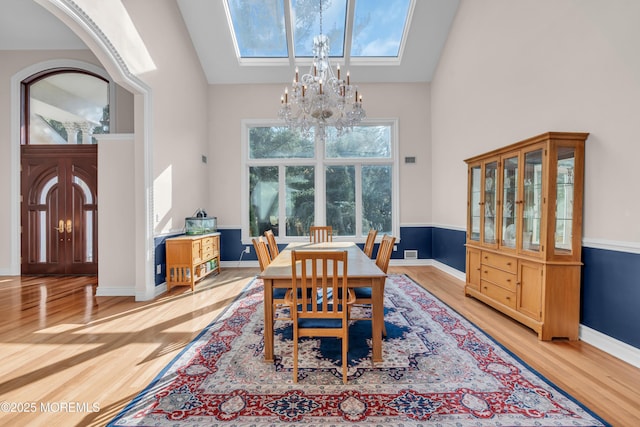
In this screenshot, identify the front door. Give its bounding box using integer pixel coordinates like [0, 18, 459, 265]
[21, 145, 98, 275]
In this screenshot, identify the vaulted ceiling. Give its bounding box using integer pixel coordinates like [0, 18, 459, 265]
[0, 0, 459, 84]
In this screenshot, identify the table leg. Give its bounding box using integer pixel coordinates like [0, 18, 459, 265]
[263, 278, 274, 362]
[371, 277, 384, 362]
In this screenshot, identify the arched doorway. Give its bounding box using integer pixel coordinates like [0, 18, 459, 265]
[20, 69, 108, 275]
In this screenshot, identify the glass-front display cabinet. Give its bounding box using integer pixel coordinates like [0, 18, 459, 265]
[464, 132, 587, 341]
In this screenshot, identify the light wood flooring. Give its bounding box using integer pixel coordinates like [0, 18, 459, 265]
[0, 266, 638, 426]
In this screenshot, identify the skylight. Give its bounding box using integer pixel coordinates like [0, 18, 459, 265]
[225, 0, 413, 62]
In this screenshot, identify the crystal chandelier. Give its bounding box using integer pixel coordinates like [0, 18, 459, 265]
[278, 0, 365, 139]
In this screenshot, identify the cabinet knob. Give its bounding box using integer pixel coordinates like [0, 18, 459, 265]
[506, 296, 511, 300]
[506, 262, 512, 266]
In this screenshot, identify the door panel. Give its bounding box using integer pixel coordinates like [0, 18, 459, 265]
[21, 145, 98, 275]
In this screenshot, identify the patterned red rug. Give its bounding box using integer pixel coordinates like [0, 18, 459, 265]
[108, 274, 608, 426]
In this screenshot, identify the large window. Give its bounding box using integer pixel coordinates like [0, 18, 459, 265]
[242, 121, 398, 242]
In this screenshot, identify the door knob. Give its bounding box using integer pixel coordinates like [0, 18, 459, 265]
[54, 219, 64, 233]
[66, 219, 72, 233]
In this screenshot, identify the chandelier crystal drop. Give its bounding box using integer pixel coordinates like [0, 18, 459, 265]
[278, 1, 365, 139]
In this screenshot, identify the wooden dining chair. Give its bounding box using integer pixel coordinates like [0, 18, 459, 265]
[363, 228, 378, 258]
[309, 225, 333, 243]
[286, 249, 354, 384]
[350, 234, 396, 337]
[253, 237, 290, 321]
[264, 229, 279, 260]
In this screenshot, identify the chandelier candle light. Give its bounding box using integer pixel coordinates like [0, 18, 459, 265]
[278, 1, 365, 139]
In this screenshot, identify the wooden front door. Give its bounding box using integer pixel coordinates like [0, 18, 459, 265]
[21, 145, 98, 275]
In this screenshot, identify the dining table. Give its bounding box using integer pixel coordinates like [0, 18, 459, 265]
[259, 241, 387, 363]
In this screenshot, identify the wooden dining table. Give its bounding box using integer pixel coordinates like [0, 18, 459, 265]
[259, 241, 387, 363]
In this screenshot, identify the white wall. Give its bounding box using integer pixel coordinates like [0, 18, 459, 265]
[208, 82, 432, 230]
[431, 0, 640, 246]
[121, 0, 211, 236]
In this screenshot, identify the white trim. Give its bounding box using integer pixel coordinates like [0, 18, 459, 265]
[582, 237, 640, 254]
[580, 325, 640, 369]
[431, 223, 466, 232]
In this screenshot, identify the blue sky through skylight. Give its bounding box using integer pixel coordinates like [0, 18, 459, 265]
[226, 0, 412, 60]
[351, 0, 410, 57]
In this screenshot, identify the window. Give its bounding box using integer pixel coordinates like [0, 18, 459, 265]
[242, 121, 399, 242]
[225, 0, 413, 62]
[24, 69, 109, 145]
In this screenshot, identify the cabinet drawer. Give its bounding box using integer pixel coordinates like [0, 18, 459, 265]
[481, 280, 516, 309]
[202, 249, 214, 260]
[202, 237, 214, 249]
[481, 251, 517, 274]
[481, 265, 516, 292]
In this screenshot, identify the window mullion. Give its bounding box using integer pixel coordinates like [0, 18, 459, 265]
[354, 164, 363, 237]
[315, 140, 325, 226]
[279, 164, 287, 237]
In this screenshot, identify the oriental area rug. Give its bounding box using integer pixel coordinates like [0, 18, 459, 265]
[108, 274, 608, 427]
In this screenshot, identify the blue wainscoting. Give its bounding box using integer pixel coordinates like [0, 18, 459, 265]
[432, 227, 466, 272]
[154, 226, 640, 354]
[582, 247, 640, 349]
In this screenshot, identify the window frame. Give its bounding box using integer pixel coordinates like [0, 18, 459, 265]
[241, 118, 400, 244]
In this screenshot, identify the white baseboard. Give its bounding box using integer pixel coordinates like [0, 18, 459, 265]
[579, 325, 640, 369]
[95, 286, 136, 297]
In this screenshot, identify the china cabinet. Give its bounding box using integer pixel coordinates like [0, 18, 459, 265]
[464, 132, 587, 340]
[166, 232, 221, 291]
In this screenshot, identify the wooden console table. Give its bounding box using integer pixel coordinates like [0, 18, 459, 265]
[165, 232, 221, 291]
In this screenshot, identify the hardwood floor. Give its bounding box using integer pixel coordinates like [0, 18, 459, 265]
[0, 267, 638, 426]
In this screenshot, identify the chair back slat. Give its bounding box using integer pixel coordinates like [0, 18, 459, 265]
[363, 228, 378, 258]
[264, 229, 279, 259]
[252, 237, 271, 272]
[375, 234, 396, 274]
[292, 250, 347, 319]
[309, 226, 333, 243]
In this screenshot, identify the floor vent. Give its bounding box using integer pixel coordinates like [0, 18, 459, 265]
[404, 250, 418, 260]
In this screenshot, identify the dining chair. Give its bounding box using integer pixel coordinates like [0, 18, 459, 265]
[253, 237, 291, 321]
[286, 249, 354, 384]
[309, 225, 333, 243]
[350, 234, 396, 337]
[252, 237, 271, 271]
[363, 228, 378, 258]
[264, 229, 279, 260]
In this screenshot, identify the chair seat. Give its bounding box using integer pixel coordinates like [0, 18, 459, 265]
[298, 317, 344, 329]
[352, 287, 372, 299]
[273, 288, 288, 299]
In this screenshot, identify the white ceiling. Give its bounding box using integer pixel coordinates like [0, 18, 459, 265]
[0, 0, 459, 85]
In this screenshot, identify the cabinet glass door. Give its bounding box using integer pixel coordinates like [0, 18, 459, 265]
[501, 155, 518, 249]
[483, 161, 498, 245]
[555, 147, 575, 254]
[522, 149, 543, 253]
[469, 165, 481, 242]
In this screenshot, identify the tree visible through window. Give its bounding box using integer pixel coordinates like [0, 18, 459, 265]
[244, 122, 397, 241]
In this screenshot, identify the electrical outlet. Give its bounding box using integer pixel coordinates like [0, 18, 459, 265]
[156, 264, 161, 274]
[393, 245, 398, 252]
[245, 246, 250, 254]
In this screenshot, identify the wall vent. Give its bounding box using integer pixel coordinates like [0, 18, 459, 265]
[404, 250, 418, 260]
